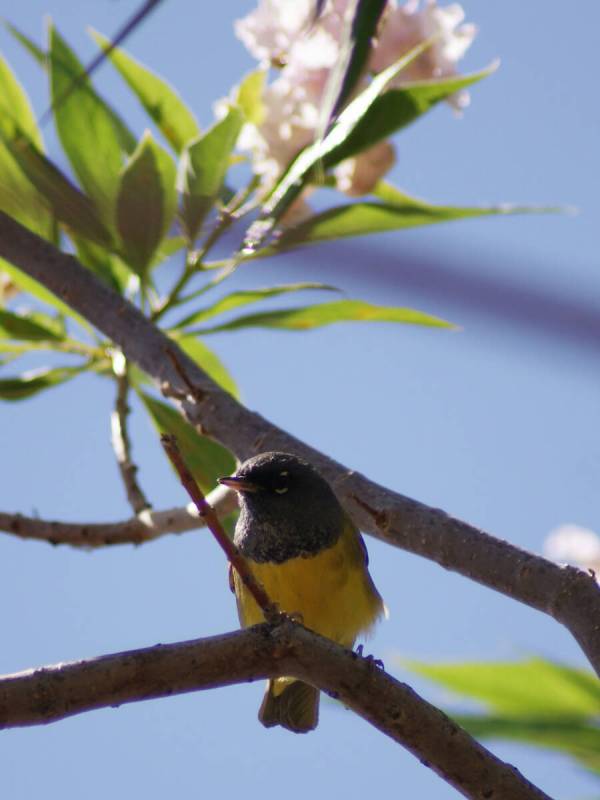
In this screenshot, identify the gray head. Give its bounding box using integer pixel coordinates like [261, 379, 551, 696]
[219, 452, 344, 563]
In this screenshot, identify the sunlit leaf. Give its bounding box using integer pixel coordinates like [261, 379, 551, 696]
[318, 0, 387, 135]
[0, 258, 91, 332]
[175, 335, 239, 399]
[192, 299, 452, 334]
[0, 308, 64, 341]
[3, 22, 46, 67]
[151, 236, 187, 268]
[173, 282, 338, 329]
[274, 185, 536, 249]
[0, 56, 53, 240]
[0, 365, 80, 401]
[116, 131, 177, 275]
[138, 391, 235, 492]
[179, 108, 244, 242]
[0, 53, 43, 146]
[48, 24, 136, 229]
[90, 29, 201, 154]
[407, 658, 600, 717]
[455, 715, 600, 775]
[0, 141, 55, 242]
[326, 62, 498, 166]
[3, 131, 113, 247]
[235, 69, 266, 126]
[242, 39, 436, 251]
[406, 657, 600, 777]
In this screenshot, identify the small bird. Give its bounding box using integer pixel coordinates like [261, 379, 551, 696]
[219, 451, 385, 734]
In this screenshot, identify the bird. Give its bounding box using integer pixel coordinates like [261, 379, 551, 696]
[219, 451, 385, 734]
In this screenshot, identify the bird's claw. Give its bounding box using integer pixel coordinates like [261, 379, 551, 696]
[355, 644, 384, 670]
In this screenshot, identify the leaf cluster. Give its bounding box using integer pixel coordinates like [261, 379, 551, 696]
[0, 7, 519, 507]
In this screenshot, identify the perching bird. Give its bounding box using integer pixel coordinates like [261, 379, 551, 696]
[219, 451, 385, 734]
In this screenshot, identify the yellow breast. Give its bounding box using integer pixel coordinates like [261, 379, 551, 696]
[233, 518, 384, 648]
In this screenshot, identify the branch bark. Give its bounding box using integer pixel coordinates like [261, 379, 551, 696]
[0, 620, 554, 800]
[1, 211, 599, 678]
[0, 486, 236, 547]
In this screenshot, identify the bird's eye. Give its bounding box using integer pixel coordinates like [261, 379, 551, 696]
[274, 469, 289, 494]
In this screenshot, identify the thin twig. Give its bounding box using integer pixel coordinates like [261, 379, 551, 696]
[152, 175, 261, 322]
[0, 485, 236, 548]
[110, 358, 151, 515]
[160, 433, 276, 619]
[0, 622, 554, 800]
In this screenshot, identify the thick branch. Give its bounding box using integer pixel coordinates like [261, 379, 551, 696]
[0, 486, 236, 547]
[111, 363, 151, 514]
[1, 211, 599, 677]
[0, 621, 553, 800]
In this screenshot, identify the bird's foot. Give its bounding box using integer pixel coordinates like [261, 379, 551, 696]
[355, 643, 384, 670]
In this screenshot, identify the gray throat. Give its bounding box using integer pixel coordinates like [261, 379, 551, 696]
[234, 502, 342, 564]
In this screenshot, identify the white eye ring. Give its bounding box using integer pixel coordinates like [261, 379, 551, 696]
[275, 486, 289, 494]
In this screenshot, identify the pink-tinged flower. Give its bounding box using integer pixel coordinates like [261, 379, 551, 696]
[234, 0, 315, 64]
[335, 140, 396, 196]
[233, 0, 477, 207]
[236, 67, 330, 186]
[372, 1, 477, 110]
[544, 524, 600, 580]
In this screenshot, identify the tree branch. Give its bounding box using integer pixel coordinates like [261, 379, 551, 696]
[110, 359, 151, 514]
[0, 620, 553, 800]
[0, 485, 236, 547]
[1, 211, 599, 678]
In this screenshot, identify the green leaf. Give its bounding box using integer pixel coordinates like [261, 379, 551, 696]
[138, 391, 235, 492]
[48, 24, 136, 229]
[326, 63, 498, 167]
[407, 658, 600, 718]
[73, 236, 131, 293]
[0, 258, 91, 332]
[0, 57, 54, 241]
[0, 365, 80, 401]
[235, 69, 266, 126]
[274, 185, 536, 249]
[3, 131, 113, 247]
[116, 131, 177, 275]
[179, 108, 244, 242]
[454, 715, 600, 775]
[90, 29, 200, 154]
[0, 308, 64, 341]
[317, 0, 388, 135]
[173, 282, 338, 329]
[175, 335, 239, 399]
[192, 299, 452, 334]
[3, 22, 46, 67]
[242, 39, 437, 251]
[0, 140, 54, 242]
[151, 236, 187, 268]
[0, 53, 43, 147]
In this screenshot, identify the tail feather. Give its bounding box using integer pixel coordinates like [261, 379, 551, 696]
[258, 680, 319, 734]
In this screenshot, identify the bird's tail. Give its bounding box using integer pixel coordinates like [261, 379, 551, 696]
[258, 678, 319, 734]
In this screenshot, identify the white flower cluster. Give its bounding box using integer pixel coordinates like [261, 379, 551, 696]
[234, 0, 476, 201]
[544, 524, 600, 580]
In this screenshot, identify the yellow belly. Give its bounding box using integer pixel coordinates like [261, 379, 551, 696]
[234, 521, 383, 648]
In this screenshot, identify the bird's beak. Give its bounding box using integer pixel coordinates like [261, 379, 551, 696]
[218, 475, 260, 493]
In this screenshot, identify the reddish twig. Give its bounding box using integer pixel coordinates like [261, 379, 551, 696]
[160, 433, 276, 618]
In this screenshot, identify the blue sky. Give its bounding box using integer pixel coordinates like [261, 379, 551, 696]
[1, 2, 599, 799]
